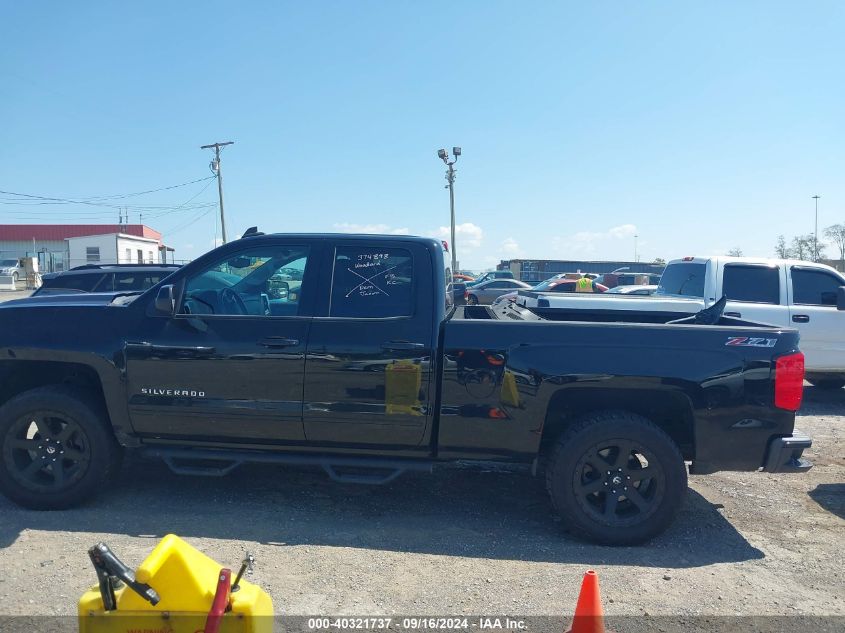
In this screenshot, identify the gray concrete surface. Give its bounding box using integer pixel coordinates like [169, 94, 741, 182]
[0, 387, 842, 620]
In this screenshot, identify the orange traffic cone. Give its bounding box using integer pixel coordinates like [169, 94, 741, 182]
[566, 570, 606, 633]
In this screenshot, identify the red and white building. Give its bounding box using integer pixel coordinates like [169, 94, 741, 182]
[0, 224, 173, 272]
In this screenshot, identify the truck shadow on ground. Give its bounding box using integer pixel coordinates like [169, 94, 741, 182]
[0, 455, 763, 568]
[799, 384, 845, 416]
[808, 483, 844, 520]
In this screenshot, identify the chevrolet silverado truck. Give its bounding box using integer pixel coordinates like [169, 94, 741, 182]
[0, 232, 812, 545]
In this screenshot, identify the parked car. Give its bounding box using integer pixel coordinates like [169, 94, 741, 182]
[466, 278, 532, 304]
[606, 285, 658, 295]
[492, 274, 608, 306]
[518, 256, 845, 389]
[33, 264, 181, 296]
[0, 258, 22, 284]
[466, 270, 515, 287]
[0, 232, 811, 545]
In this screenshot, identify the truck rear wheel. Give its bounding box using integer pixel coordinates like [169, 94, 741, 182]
[0, 385, 121, 510]
[545, 410, 687, 545]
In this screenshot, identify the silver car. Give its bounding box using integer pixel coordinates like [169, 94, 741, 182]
[466, 278, 532, 305]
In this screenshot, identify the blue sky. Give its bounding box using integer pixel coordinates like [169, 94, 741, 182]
[2, 1, 843, 270]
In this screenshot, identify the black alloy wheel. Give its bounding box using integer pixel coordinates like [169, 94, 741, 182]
[3, 412, 91, 493]
[572, 439, 664, 527]
[0, 385, 121, 509]
[545, 410, 687, 545]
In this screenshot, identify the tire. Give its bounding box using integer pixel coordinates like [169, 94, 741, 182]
[545, 410, 687, 545]
[808, 377, 845, 390]
[0, 385, 122, 510]
[467, 294, 479, 305]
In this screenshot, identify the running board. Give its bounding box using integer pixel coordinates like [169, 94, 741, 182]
[139, 447, 433, 485]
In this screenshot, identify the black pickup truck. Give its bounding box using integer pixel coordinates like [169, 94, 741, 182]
[0, 232, 812, 544]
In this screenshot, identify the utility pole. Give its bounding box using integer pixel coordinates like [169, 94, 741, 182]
[437, 147, 461, 276]
[201, 141, 235, 243]
[634, 234, 638, 262]
[812, 195, 820, 262]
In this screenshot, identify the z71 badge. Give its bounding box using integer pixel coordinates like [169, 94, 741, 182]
[725, 336, 778, 348]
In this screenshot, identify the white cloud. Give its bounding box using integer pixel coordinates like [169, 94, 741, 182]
[433, 222, 483, 250]
[501, 237, 522, 257]
[333, 223, 410, 235]
[553, 224, 638, 258]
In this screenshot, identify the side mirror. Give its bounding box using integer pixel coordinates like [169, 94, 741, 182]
[155, 284, 176, 315]
[838, 286, 845, 311]
[269, 280, 289, 299]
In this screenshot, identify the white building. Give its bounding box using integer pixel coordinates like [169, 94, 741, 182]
[66, 233, 163, 268]
[0, 224, 171, 272]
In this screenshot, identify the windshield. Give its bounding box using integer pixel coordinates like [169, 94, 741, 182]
[655, 263, 707, 298]
[0, 259, 17, 267]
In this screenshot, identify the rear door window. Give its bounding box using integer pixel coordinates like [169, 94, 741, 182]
[722, 265, 780, 304]
[42, 273, 104, 292]
[329, 246, 413, 318]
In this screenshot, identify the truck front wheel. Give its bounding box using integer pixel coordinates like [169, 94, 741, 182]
[545, 410, 687, 545]
[0, 385, 121, 510]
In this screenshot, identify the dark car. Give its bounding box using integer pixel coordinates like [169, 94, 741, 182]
[33, 264, 181, 296]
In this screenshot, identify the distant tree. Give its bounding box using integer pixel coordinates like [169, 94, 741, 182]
[652, 257, 666, 266]
[775, 235, 790, 259]
[790, 234, 818, 261]
[824, 223, 845, 268]
[727, 247, 743, 257]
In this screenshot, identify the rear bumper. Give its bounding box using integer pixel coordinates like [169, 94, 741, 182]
[763, 430, 813, 473]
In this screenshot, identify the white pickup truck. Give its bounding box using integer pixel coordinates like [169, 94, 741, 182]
[517, 256, 845, 389]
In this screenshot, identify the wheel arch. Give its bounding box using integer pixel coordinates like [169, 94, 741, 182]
[0, 359, 134, 446]
[540, 386, 695, 460]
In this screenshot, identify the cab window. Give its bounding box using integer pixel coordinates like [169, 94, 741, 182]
[182, 246, 311, 316]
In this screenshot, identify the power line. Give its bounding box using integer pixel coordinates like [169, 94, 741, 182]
[0, 175, 216, 210]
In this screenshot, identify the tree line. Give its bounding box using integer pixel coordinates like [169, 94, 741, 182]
[773, 223, 845, 265]
[725, 224, 845, 265]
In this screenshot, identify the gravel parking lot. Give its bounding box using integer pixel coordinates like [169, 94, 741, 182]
[0, 379, 842, 624]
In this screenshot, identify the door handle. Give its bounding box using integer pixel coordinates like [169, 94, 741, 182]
[381, 341, 426, 351]
[258, 337, 299, 348]
[792, 314, 810, 323]
[725, 311, 742, 318]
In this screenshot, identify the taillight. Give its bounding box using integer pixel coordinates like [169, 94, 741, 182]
[464, 291, 469, 298]
[775, 352, 804, 411]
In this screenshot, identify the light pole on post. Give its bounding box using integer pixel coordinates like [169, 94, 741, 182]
[812, 195, 820, 262]
[438, 147, 461, 277]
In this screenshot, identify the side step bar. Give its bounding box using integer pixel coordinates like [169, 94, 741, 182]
[138, 446, 434, 485]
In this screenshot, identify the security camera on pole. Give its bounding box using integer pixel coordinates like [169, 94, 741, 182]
[437, 147, 461, 277]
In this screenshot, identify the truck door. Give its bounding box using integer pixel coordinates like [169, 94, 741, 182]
[787, 265, 845, 372]
[716, 263, 788, 327]
[125, 241, 319, 443]
[303, 241, 436, 448]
